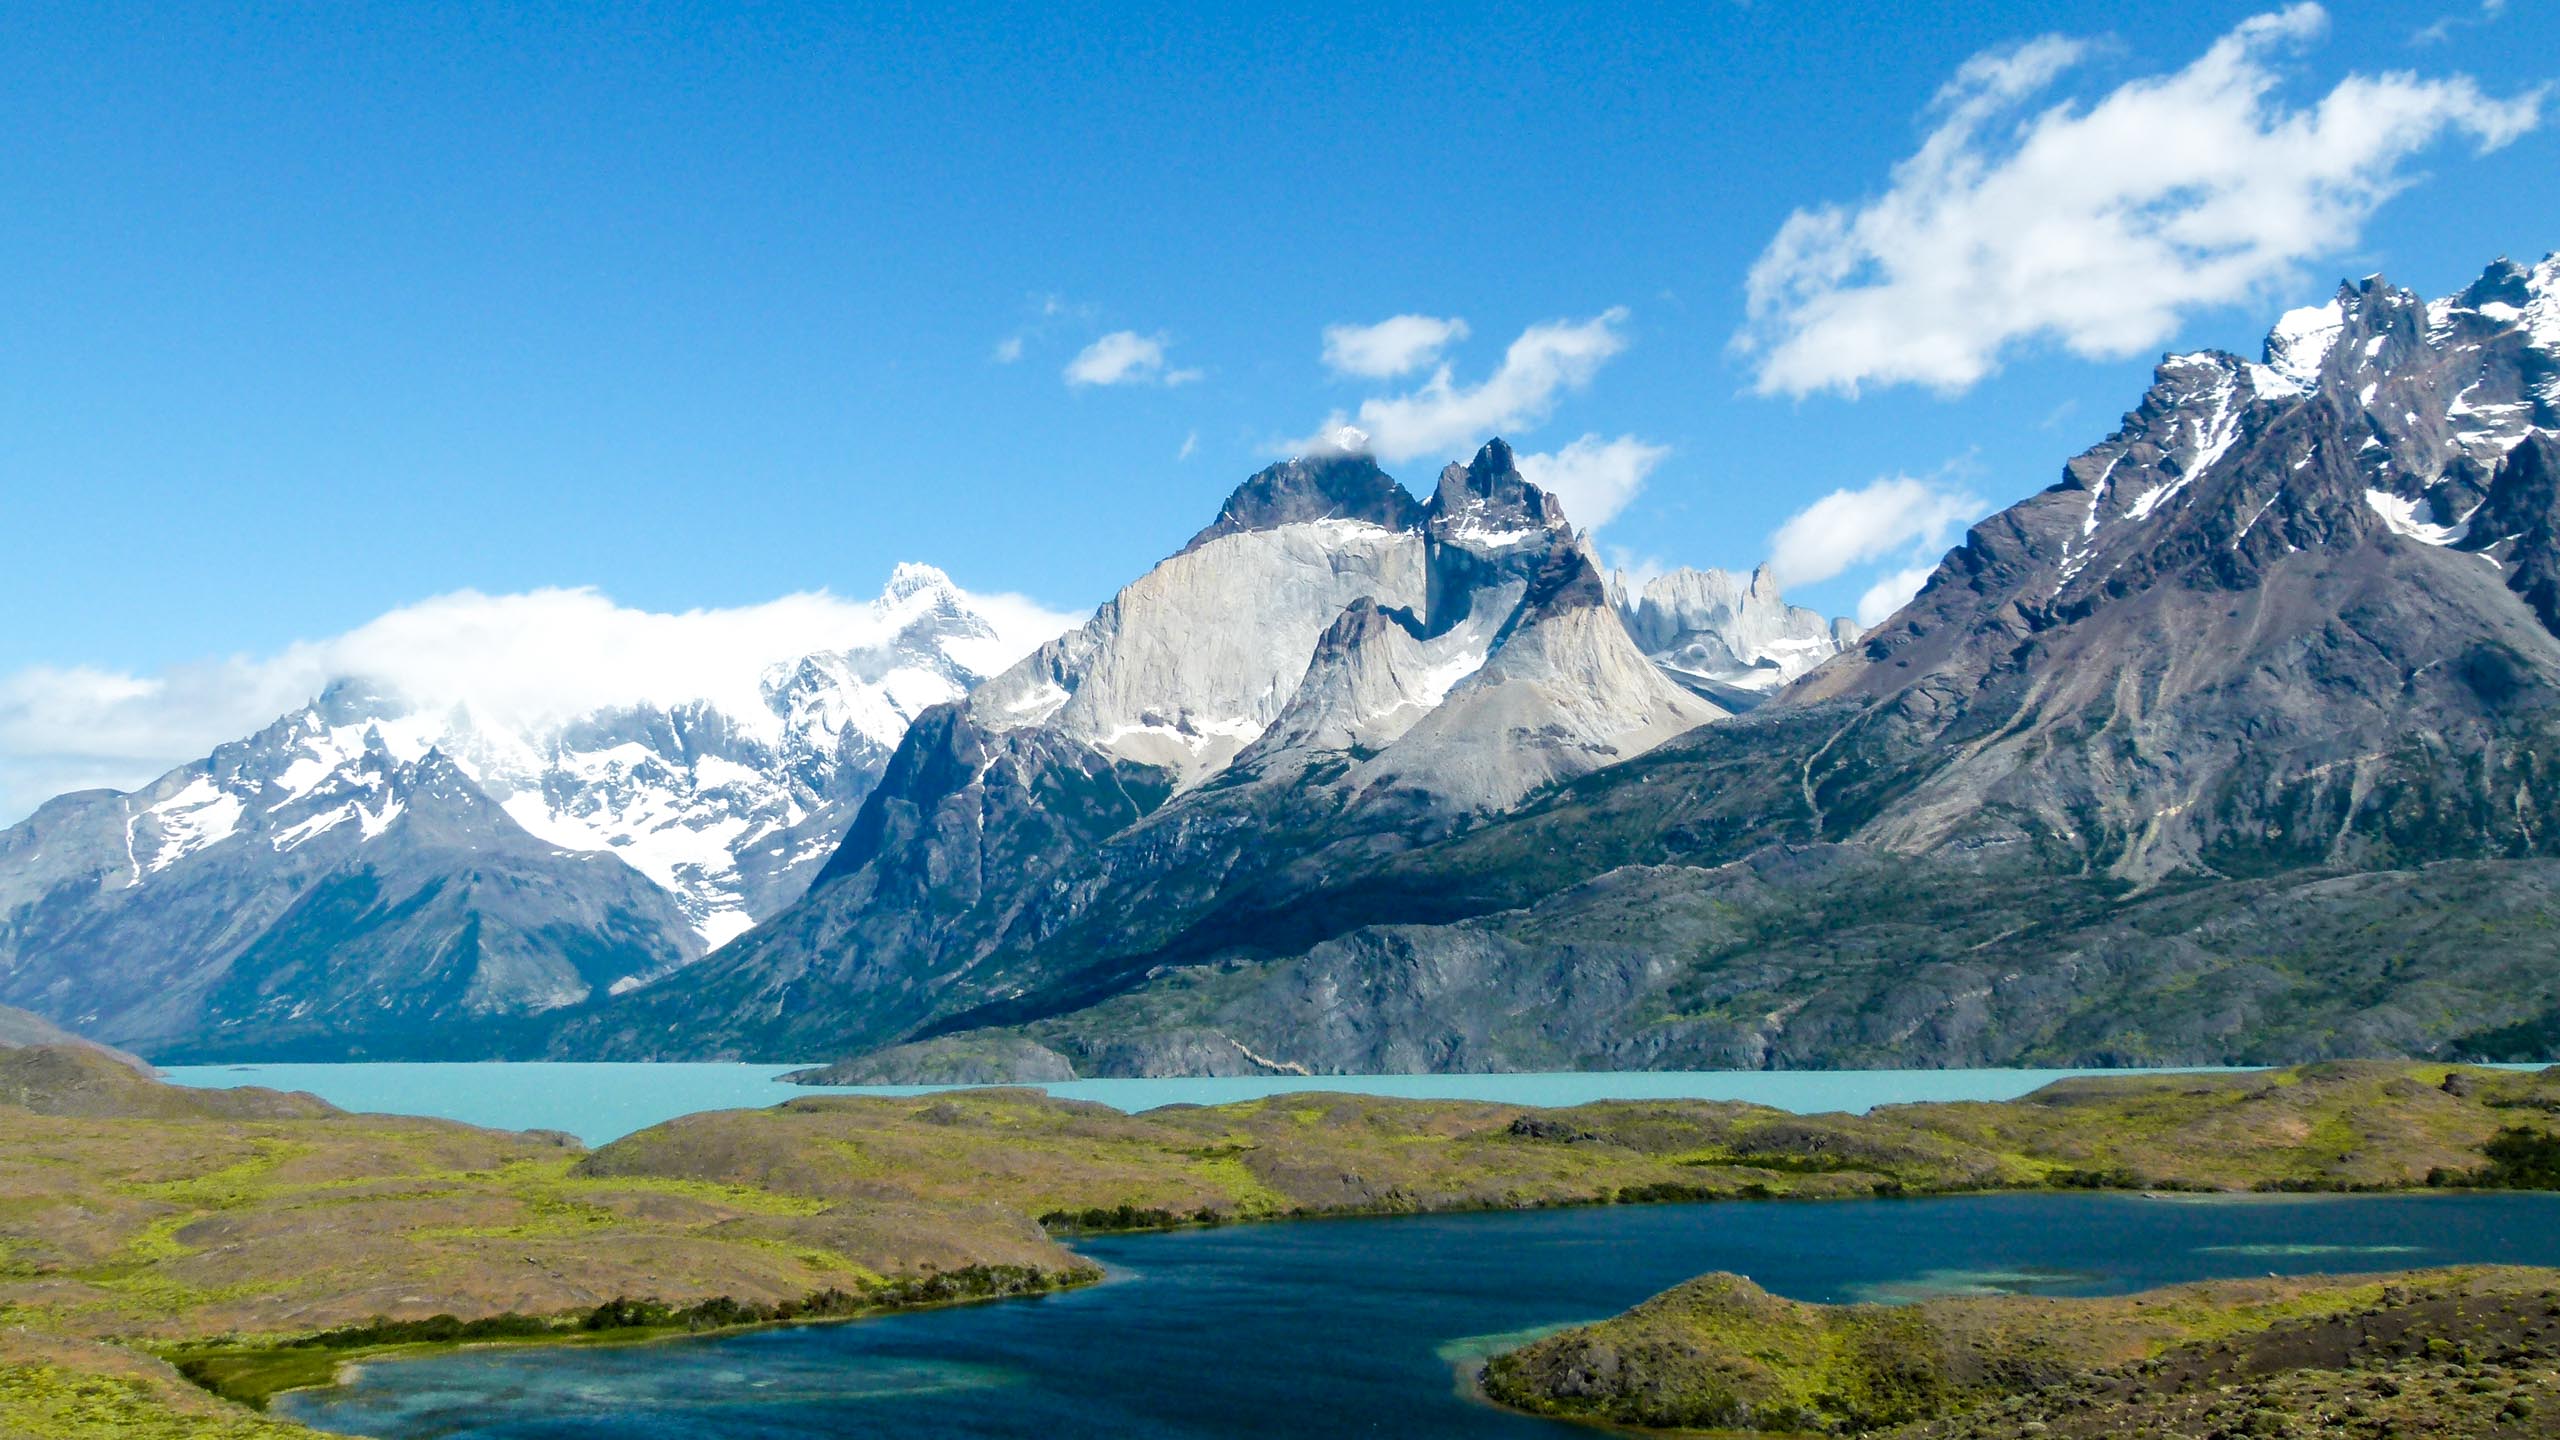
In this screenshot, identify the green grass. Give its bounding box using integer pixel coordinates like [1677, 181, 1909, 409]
[0, 1356, 331, 1440]
[160, 1262, 1101, 1409]
[1481, 1267, 2559, 1435]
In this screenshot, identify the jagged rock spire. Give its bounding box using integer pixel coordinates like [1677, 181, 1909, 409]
[1425, 437, 1567, 531]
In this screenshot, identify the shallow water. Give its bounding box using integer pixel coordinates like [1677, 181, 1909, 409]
[158, 1061, 2254, 1144]
[280, 1190, 2560, 1439]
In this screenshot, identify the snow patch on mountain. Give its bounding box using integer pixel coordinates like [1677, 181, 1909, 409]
[2267, 298, 2345, 386]
[2528, 256, 2559, 348]
[138, 779, 243, 874]
[2366, 489, 2469, 546]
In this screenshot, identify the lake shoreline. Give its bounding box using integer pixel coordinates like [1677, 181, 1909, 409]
[242, 1187, 2554, 1416]
[158, 1061, 2313, 1146]
[6, 1050, 2555, 1437]
[283, 1193, 2560, 1439]
[1476, 1264, 2560, 1437]
[175, 1261, 1112, 1411]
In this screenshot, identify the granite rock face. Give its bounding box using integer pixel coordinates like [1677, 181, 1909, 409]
[569, 440, 1724, 1059]
[1609, 564, 1854, 704]
[802, 256, 2560, 1078]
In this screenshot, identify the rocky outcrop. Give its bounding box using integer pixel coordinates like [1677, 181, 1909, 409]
[1180, 450, 1421, 551]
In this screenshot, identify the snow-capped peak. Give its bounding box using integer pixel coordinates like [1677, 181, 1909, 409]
[2528, 253, 2560, 352]
[95, 565, 1048, 953]
[2266, 297, 2345, 386]
[878, 561, 962, 608]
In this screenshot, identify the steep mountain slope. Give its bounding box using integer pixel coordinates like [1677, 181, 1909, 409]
[833, 255, 2560, 1076]
[1775, 259, 2560, 879]
[0, 698, 714, 1059]
[0, 566, 1033, 1058]
[568, 441, 1724, 1059]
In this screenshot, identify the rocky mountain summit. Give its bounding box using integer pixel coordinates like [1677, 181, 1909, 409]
[1785, 256, 2560, 878]
[564, 439, 1736, 1061]
[15, 254, 2559, 1075]
[1610, 564, 1858, 704]
[768, 253, 2560, 1079]
[0, 566, 1030, 1059]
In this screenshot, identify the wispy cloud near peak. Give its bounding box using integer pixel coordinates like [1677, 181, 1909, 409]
[1736, 4, 2545, 398]
[1297, 308, 1631, 463]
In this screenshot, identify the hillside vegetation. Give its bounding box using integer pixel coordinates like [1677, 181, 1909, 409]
[1483, 1267, 2560, 1438]
[0, 1049, 2553, 1434]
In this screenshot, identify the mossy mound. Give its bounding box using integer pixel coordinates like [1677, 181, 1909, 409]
[0, 1046, 330, 1121]
[1483, 1266, 2560, 1437]
[0, 1333, 329, 1439]
[1481, 1272, 1965, 1432]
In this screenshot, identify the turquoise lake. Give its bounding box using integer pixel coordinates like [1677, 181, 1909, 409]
[278, 1190, 2560, 1439]
[157, 1062, 2252, 1143]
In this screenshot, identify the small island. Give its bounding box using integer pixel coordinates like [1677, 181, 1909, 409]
[1481, 1267, 2560, 1437]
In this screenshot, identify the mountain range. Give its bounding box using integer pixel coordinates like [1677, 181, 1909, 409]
[6, 253, 2556, 1072]
[557, 439, 1746, 1063]
[0, 566, 1031, 1058]
[0, 507, 1844, 1060]
[775, 253, 2560, 1079]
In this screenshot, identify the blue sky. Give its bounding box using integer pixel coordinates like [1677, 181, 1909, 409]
[1, 1, 2555, 812]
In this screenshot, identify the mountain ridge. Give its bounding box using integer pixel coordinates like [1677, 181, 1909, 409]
[556, 438, 1800, 1060]
[771, 252, 2560, 1079]
[0, 565, 1041, 1058]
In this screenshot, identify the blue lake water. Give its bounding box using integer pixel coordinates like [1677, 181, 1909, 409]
[158, 1062, 2253, 1145]
[279, 1190, 2560, 1439]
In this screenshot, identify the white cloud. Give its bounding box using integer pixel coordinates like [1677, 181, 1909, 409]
[1321, 314, 1471, 379]
[1064, 331, 1202, 388]
[992, 293, 1097, 365]
[1855, 565, 1940, 627]
[1516, 434, 1670, 531]
[1177, 430, 1199, 461]
[0, 578, 1082, 824]
[2415, 0, 2507, 46]
[1737, 4, 2546, 397]
[1765, 473, 1984, 588]
[1301, 308, 1630, 463]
